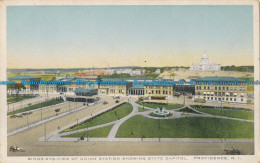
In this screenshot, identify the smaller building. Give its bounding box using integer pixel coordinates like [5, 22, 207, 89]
[144, 83, 173, 99]
[155, 69, 161, 74]
[108, 69, 116, 75]
[193, 77, 247, 103]
[130, 69, 146, 76]
[39, 77, 98, 93]
[98, 78, 133, 96]
[8, 75, 41, 92]
[74, 88, 98, 96]
[128, 85, 145, 95]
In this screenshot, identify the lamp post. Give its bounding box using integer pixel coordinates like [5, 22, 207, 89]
[74, 94, 76, 110]
[27, 111, 29, 129]
[220, 91, 223, 109]
[158, 119, 161, 142]
[183, 84, 185, 105]
[69, 101, 71, 112]
[44, 122, 46, 141]
[41, 107, 42, 121]
[77, 118, 79, 141]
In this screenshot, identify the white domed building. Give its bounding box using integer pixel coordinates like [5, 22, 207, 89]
[190, 53, 221, 72]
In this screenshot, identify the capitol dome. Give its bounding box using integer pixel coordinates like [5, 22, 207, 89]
[190, 52, 221, 72]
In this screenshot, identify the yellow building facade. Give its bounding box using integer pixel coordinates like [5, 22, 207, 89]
[194, 77, 247, 103]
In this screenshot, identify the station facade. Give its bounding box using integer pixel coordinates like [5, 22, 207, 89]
[8, 75, 248, 103]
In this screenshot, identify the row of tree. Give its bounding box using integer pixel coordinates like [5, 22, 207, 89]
[221, 65, 254, 72]
[7, 83, 26, 96]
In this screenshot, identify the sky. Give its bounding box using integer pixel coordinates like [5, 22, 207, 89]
[7, 5, 253, 69]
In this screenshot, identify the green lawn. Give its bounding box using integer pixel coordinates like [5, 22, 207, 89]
[34, 75, 55, 81]
[116, 115, 253, 139]
[62, 125, 113, 138]
[194, 98, 206, 103]
[149, 112, 173, 117]
[137, 102, 184, 110]
[7, 98, 64, 115]
[62, 103, 133, 133]
[7, 96, 35, 103]
[192, 106, 253, 120]
[176, 107, 201, 114]
[138, 107, 149, 112]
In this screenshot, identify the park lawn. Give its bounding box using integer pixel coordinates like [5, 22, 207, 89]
[7, 98, 64, 115]
[149, 112, 173, 117]
[7, 96, 35, 103]
[192, 107, 253, 120]
[116, 116, 253, 139]
[62, 125, 113, 138]
[34, 75, 55, 81]
[137, 102, 184, 110]
[176, 107, 201, 114]
[61, 103, 133, 133]
[138, 107, 149, 112]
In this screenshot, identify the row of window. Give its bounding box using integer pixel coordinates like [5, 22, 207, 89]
[109, 89, 124, 94]
[100, 85, 126, 88]
[197, 92, 244, 97]
[146, 90, 172, 95]
[203, 96, 243, 102]
[196, 86, 245, 91]
[146, 86, 171, 89]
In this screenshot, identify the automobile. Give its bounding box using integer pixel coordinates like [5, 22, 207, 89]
[60, 92, 64, 94]
[187, 94, 193, 99]
[9, 146, 25, 152]
[80, 136, 84, 140]
[103, 101, 108, 105]
[113, 96, 120, 99]
[224, 148, 240, 155]
[55, 108, 61, 112]
[173, 92, 181, 96]
[10, 115, 17, 118]
[16, 114, 23, 118]
[115, 100, 120, 103]
[22, 111, 33, 116]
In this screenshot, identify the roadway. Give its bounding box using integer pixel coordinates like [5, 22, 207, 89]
[7, 101, 84, 132]
[7, 93, 61, 112]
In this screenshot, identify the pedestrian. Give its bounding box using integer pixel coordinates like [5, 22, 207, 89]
[58, 126, 60, 130]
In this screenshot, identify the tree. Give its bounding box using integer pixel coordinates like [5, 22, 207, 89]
[7, 83, 25, 96]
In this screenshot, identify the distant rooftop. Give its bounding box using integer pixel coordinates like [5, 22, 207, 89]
[194, 76, 246, 82]
[101, 78, 127, 82]
[130, 85, 145, 89]
[74, 88, 97, 93]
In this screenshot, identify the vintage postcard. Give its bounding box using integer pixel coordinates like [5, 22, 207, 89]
[0, 0, 259, 163]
